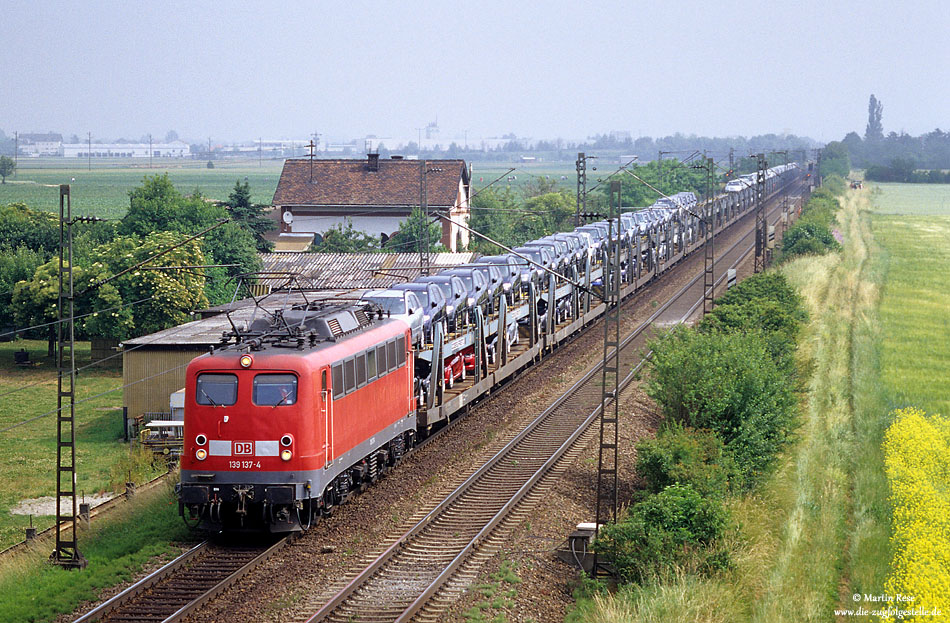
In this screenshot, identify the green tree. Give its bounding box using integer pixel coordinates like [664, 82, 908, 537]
[311, 218, 380, 253]
[0, 156, 15, 183]
[866, 94, 884, 141]
[468, 187, 518, 253]
[386, 208, 444, 253]
[0, 202, 58, 255]
[12, 231, 208, 341]
[0, 245, 46, 328]
[647, 327, 798, 486]
[226, 180, 276, 252]
[820, 141, 851, 179]
[119, 175, 261, 301]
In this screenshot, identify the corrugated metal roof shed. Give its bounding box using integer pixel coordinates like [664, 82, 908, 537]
[256, 252, 477, 291]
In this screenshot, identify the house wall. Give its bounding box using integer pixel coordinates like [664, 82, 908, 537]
[292, 214, 405, 245]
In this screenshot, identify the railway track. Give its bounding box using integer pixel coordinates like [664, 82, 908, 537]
[73, 536, 289, 623]
[70, 179, 802, 623]
[301, 185, 800, 623]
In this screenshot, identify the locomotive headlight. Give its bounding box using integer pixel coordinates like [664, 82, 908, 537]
[280, 434, 293, 447]
[195, 448, 208, 461]
[280, 449, 293, 461]
[195, 434, 207, 446]
[239, 354, 253, 368]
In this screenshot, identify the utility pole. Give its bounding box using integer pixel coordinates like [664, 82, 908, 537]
[702, 156, 716, 315]
[592, 180, 623, 576]
[259, 137, 262, 168]
[754, 153, 768, 273]
[52, 185, 86, 570]
[575, 152, 587, 227]
[208, 137, 212, 161]
[419, 160, 433, 276]
[87, 132, 91, 172]
[148, 134, 153, 169]
[816, 148, 823, 187]
[308, 140, 316, 183]
[13, 131, 18, 177]
[728, 147, 735, 178]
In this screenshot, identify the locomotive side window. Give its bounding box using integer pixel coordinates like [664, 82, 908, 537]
[252, 374, 297, 406]
[387, 340, 397, 372]
[356, 353, 367, 388]
[344, 358, 356, 393]
[376, 344, 387, 375]
[367, 348, 377, 381]
[196, 374, 238, 406]
[397, 335, 406, 365]
[331, 363, 344, 399]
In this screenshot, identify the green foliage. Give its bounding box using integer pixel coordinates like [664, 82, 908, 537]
[468, 186, 576, 253]
[0, 246, 46, 327]
[595, 484, 731, 584]
[12, 232, 207, 339]
[647, 327, 798, 485]
[700, 272, 807, 371]
[595, 159, 707, 209]
[118, 174, 260, 302]
[635, 423, 738, 498]
[779, 187, 842, 262]
[0, 156, 14, 184]
[0, 202, 58, 256]
[225, 180, 275, 252]
[820, 141, 851, 179]
[311, 218, 381, 253]
[386, 207, 444, 253]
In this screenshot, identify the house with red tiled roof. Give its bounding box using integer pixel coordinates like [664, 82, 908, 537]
[272, 154, 471, 251]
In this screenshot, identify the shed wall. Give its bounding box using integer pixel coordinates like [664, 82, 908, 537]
[123, 349, 204, 419]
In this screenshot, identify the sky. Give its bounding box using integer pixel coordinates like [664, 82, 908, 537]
[2, 0, 947, 145]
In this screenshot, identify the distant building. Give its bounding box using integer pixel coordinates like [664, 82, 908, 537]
[18, 133, 63, 156]
[272, 154, 471, 251]
[61, 141, 190, 158]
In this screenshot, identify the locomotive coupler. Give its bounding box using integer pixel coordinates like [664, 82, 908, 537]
[233, 485, 255, 525]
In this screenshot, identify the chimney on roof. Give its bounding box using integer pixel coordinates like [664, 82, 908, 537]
[367, 152, 380, 172]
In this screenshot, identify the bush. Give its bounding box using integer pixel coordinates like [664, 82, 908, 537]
[780, 220, 841, 260]
[595, 484, 731, 583]
[647, 327, 798, 486]
[635, 423, 738, 497]
[701, 273, 807, 375]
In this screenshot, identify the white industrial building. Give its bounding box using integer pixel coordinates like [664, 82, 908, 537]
[61, 141, 191, 158]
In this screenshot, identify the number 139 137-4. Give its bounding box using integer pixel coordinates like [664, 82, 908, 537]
[229, 460, 261, 469]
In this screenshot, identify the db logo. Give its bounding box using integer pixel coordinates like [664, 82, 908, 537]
[234, 441, 254, 455]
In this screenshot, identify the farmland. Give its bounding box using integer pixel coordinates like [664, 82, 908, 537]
[870, 182, 950, 416]
[0, 159, 283, 219]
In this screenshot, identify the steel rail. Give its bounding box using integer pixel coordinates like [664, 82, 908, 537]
[306, 175, 803, 623]
[72, 536, 290, 623]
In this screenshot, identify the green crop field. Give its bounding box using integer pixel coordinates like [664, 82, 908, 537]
[0, 159, 284, 219]
[869, 182, 950, 215]
[870, 183, 950, 416]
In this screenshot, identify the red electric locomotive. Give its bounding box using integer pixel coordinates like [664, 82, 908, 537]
[178, 304, 416, 532]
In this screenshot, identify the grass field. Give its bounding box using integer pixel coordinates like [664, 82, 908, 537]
[870, 184, 950, 416]
[0, 481, 192, 623]
[0, 160, 284, 219]
[0, 340, 165, 549]
[868, 182, 950, 215]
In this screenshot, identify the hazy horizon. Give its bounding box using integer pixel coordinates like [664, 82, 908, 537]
[2, 1, 946, 145]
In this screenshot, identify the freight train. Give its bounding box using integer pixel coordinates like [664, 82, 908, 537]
[177, 163, 802, 532]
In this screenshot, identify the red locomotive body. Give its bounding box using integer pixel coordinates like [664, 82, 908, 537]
[178, 307, 415, 532]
